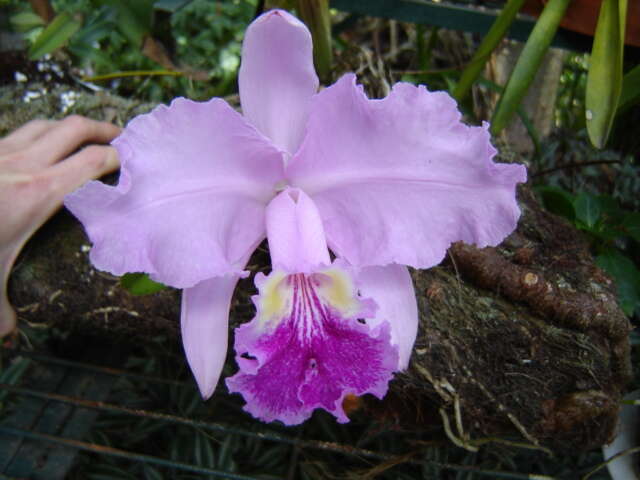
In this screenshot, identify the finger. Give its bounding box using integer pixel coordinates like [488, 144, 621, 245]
[26, 116, 121, 168]
[0, 143, 117, 338]
[47, 145, 119, 197]
[0, 283, 17, 337]
[0, 145, 116, 336]
[0, 119, 56, 156]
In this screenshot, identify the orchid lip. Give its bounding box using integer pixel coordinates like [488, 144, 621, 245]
[226, 265, 399, 425]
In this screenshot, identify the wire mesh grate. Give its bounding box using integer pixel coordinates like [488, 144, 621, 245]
[0, 346, 427, 480]
[0, 340, 619, 480]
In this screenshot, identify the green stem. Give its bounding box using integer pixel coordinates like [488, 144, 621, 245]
[416, 24, 426, 70]
[453, 0, 526, 102]
[82, 70, 183, 82]
[585, 0, 626, 148]
[490, 0, 570, 135]
[422, 26, 440, 72]
[618, 63, 640, 114]
[297, 0, 332, 82]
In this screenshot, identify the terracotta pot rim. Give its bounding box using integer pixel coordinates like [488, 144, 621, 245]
[522, 0, 640, 47]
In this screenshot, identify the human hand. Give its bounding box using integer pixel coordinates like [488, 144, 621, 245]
[0, 116, 121, 337]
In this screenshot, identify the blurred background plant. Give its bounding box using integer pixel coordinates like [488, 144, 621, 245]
[6, 0, 257, 101]
[6, 0, 639, 146]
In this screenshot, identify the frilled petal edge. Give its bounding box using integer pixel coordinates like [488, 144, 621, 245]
[64, 97, 284, 288]
[288, 75, 526, 269]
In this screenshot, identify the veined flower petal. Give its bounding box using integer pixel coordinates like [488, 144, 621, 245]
[64, 98, 284, 288]
[226, 265, 398, 425]
[288, 75, 527, 269]
[240, 9, 319, 154]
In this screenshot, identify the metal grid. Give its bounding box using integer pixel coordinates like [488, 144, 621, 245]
[0, 347, 419, 479]
[0, 346, 581, 480]
[331, 0, 595, 52]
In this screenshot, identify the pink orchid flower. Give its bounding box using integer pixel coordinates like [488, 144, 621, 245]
[65, 10, 526, 425]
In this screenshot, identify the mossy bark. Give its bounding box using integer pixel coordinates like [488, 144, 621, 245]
[2, 77, 631, 453]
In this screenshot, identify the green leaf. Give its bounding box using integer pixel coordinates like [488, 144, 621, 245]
[297, 0, 333, 82]
[574, 192, 602, 229]
[596, 194, 621, 215]
[536, 186, 576, 222]
[154, 0, 193, 12]
[143, 465, 163, 480]
[10, 11, 45, 32]
[623, 212, 640, 243]
[415, 25, 439, 71]
[453, 0, 526, 102]
[120, 273, 166, 295]
[28, 12, 82, 60]
[618, 64, 640, 114]
[475, 77, 541, 151]
[70, 7, 116, 48]
[218, 435, 238, 472]
[596, 194, 625, 226]
[596, 249, 640, 316]
[194, 429, 203, 465]
[200, 431, 216, 468]
[585, 0, 626, 148]
[0, 356, 31, 398]
[100, 0, 154, 46]
[490, 0, 571, 134]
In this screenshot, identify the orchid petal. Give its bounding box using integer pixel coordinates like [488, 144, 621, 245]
[181, 274, 240, 399]
[356, 265, 418, 370]
[239, 9, 319, 154]
[288, 75, 527, 269]
[64, 98, 284, 288]
[265, 188, 330, 273]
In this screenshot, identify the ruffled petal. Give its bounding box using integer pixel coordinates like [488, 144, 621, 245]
[226, 265, 398, 425]
[355, 265, 418, 370]
[288, 75, 527, 269]
[266, 188, 330, 274]
[239, 9, 319, 154]
[181, 274, 242, 399]
[64, 97, 284, 288]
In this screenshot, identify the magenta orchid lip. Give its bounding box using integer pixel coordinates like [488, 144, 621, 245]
[64, 9, 526, 425]
[227, 264, 398, 425]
